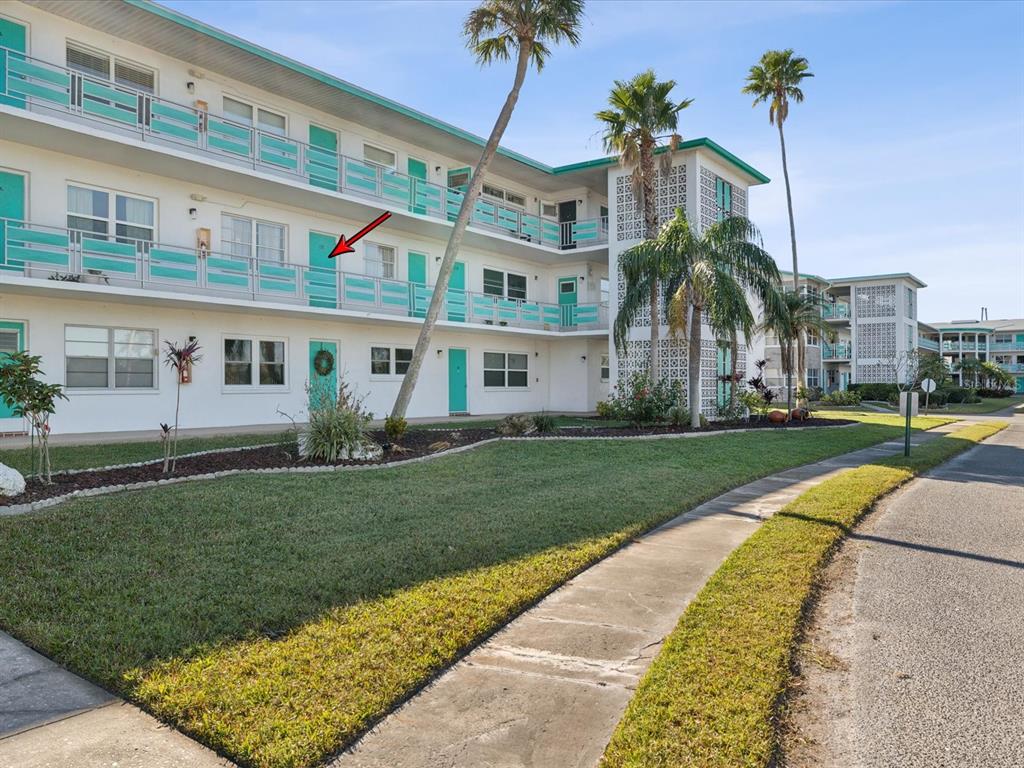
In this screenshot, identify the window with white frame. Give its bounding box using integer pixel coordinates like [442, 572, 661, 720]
[540, 201, 557, 218]
[600, 277, 610, 304]
[365, 243, 396, 279]
[600, 353, 610, 382]
[806, 329, 820, 346]
[67, 43, 155, 93]
[482, 268, 527, 300]
[370, 346, 412, 376]
[67, 185, 154, 247]
[483, 351, 528, 388]
[223, 96, 286, 136]
[65, 326, 157, 389]
[221, 215, 286, 262]
[481, 183, 526, 208]
[994, 334, 1012, 344]
[807, 367, 820, 388]
[223, 337, 286, 387]
[363, 143, 396, 168]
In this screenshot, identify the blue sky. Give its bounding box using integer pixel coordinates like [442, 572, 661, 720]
[164, 0, 1024, 322]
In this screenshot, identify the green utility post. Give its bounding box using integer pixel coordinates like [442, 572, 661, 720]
[904, 391, 912, 457]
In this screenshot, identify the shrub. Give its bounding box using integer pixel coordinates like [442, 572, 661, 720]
[745, 360, 776, 417]
[666, 404, 690, 427]
[922, 389, 948, 407]
[304, 377, 373, 462]
[606, 372, 684, 426]
[0, 351, 68, 483]
[977, 387, 1013, 399]
[795, 385, 821, 403]
[715, 402, 747, 422]
[820, 389, 861, 406]
[383, 415, 408, 445]
[532, 412, 557, 434]
[944, 386, 981, 404]
[595, 400, 616, 419]
[849, 383, 899, 402]
[496, 414, 534, 436]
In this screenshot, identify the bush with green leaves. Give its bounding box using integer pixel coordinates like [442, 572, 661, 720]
[819, 389, 861, 406]
[595, 399, 616, 419]
[976, 387, 1013, 399]
[944, 386, 981, 404]
[848, 383, 899, 402]
[532, 412, 557, 434]
[666, 404, 690, 427]
[496, 414, 534, 436]
[606, 372, 684, 426]
[383, 415, 408, 445]
[0, 351, 68, 483]
[304, 376, 373, 462]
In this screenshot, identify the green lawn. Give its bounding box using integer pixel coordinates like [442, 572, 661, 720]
[941, 394, 1024, 414]
[0, 431, 293, 476]
[0, 413, 949, 768]
[408, 414, 630, 430]
[600, 420, 1006, 768]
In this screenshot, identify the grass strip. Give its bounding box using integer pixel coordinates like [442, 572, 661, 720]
[600, 420, 1006, 768]
[0, 432, 293, 476]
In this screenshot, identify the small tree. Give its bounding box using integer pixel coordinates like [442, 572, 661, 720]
[0, 352, 68, 483]
[163, 339, 202, 473]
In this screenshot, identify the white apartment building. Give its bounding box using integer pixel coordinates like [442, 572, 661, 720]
[919, 319, 1024, 393]
[0, 0, 772, 435]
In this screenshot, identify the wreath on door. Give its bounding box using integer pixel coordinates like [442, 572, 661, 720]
[313, 349, 335, 377]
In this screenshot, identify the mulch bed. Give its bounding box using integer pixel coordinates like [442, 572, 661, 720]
[2, 418, 853, 507]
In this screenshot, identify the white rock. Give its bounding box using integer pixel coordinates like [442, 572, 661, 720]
[0, 463, 26, 497]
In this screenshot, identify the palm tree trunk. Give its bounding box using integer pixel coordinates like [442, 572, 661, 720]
[729, 330, 738, 409]
[640, 139, 660, 380]
[688, 304, 702, 428]
[391, 42, 533, 420]
[778, 120, 798, 293]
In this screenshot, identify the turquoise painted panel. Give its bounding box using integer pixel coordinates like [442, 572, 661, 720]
[260, 133, 298, 154]
[8, 227, 68, 248]
[10, 79, 67, 105]
[83, 98, 137, 125]
[82, 255, 136, 274]
[415, 184, 442, 216]
[445, 188, 463, 220]
[542, 305, 562, 325]
[496, 208, 518, 233]
[151, 101, 196, 123]
[208, 272, 249, 288]
[9, 57, 68, 87]
[541, 220, 560, 246]
[208, 134, 249, 156]
[446, 289, 466, 322]
[472, 199, 495, 226]
[472, 294, 496, 320]
[259, 278, 295, 293]
[207, 256, 248, 273]
[82, 79, 136, 108]
[259, 263, 296, 279]
[413, 285, 432, 315]
[82, 238, 134, 257]
[306, 145, 339, 168]
[343, 275, 376, 303]
[150, 265, 196, 281]
[497, 299, 518, 321]
[7, 245, 67, 267]
[208, 118, 250, 141]
[380, 281, 409, 309]
[344, 161, 377, 193]
[0, 19, 28, 109]
[259, 137, 299, 170]
[448, 348, 467, 413]
[520, 214, 541, 240]
[574, 304, 600, 324]
[306, 145, 339, 190]
[149, 248, 196, 266]
[381, 171, 410, 204]
[150, 118, 198, 142]
[520, 303, 541, 323]
[572, 221, 599, 241]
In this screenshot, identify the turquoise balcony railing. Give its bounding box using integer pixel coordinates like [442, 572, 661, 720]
[0, 219, 607, 331]
[822, 342, 851, 360]
[917, 337, 940, 352]
[0, 47, 608, 251]
[822, 303, 850, 320]
[942, 341, 978, 352]
[997, 362, 1024, 373]
[990, 341, 1024, 352]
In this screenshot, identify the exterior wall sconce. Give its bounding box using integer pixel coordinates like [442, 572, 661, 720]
[436, 349, 443, 357]
[186, 81, 195, 93]
[581, 355, 587, 361]
[188, 207, 198, 220]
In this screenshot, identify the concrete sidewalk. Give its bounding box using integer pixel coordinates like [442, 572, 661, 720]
[334, 425, 961, 767]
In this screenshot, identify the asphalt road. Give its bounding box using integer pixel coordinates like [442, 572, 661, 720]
[846, 413, 1024, 767]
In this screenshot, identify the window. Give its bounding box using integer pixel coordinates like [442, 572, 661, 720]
[600, 353, 610, 382]
[365, 243, 396, 279]
[363, 143, 396, 168]
[906, 287, 916, 319]
[807, 368, 820, 388]
[224, 337, 286, 387]
[600, 277, 610, 304]
[483, 268, 527, 300]
[65, 326, 156, 389]
[994, 334, 1012, 344]
[222, 96, 286, 136]
[67, 44, 155, 93]
[448, 169, 471, 191]
[0, 330, 18, 355]
[483, 351, 528, 388]
[370, 346, 413, 377]
[540, 201, 557, 218]
[806, 330, 820, 347]
[906, 324, 914, 350]
[481, 183, 526, 208]
[715, 177, 733, 220]
[67, 185, 154, 247]
[221, 215, 286, 262]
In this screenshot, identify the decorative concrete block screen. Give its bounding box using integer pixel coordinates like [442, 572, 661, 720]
[854, 284, 897, 319]
[615, 164, 687, 243]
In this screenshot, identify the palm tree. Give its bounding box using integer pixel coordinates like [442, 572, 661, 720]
[759, 290, 834, 417]
[597, 70, 692, 379]
[955, 356, 982, 387]
[917, 352, 950, 388]
[390, 0, 584, 420]
[615, 209, 780, 428]
[743, 49, 813, 394]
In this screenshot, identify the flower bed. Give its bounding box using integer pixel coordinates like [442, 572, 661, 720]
[1, 418, 854, 508]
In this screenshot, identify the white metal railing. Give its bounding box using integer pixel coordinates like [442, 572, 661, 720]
[0, 219, 607, 332]
[0, 46, 608, 251]
[917, 337, 940, 352]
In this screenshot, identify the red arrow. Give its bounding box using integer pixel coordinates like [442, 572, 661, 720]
[329, 211, 392, 257]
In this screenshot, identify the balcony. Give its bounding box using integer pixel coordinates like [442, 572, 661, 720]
[917, 337, 940, 352]
[997, 362, 1024, 374]
[0, 219, 608, 333]
[990, 341, 1024, 352]
[0, 47, 607, 252]
[941, 341, 978, 352]
[822, 303, 850, 320]
[822, 342, 851, 360]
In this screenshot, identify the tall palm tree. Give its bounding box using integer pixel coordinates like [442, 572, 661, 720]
[391, 0, 584, 419]
[743, 49, 813, 394]
[616, 209, 780, 428]
[759, 290, 834, 417]
[597, 70, 692, 379]
[955, 356, 982, 387]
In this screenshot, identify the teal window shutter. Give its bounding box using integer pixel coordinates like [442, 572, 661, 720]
[715, 178, 723, 221]
[723, 182, 732, 215]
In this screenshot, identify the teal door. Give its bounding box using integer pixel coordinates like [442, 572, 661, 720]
[308, 339, 338, 408]
[0, 170, 25, 272]
[448, 348, 468, 414]
[408, 158, 428, 215]
[0, 320, 26, 419]
[558, 277, 578, 327]
[0, 17, 27, 108]
[1016, 376, 1024, 394]
[716, 344, 732, 409]
[307, 231, 338, 308]
[840, 372, 850, 391]
[408, 251, 428, 318]
[308, 125, 339, 191]
[447, 260, 465, 322]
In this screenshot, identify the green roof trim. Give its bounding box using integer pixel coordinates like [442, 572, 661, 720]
[128, 1, 769, 185]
